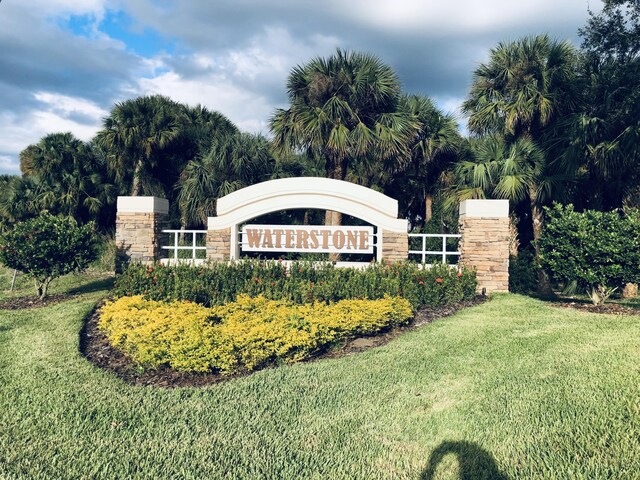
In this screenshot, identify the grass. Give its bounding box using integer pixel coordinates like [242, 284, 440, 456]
[0, 275, 638, 479]
[0, 267, 113, 302]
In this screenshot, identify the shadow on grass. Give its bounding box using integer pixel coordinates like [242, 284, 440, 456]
[420, 441, 509, 480]
[68, 276, 115, 296]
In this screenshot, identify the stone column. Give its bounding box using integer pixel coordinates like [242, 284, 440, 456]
[115, 196, 169, 272]
[381, 229, 408, 262]
[206, 227, 232, 262]
[458, 199, 510, 294]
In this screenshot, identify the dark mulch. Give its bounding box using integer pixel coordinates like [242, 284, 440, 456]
[80, 296, 486, 388]
[79, 303, 237, 388]
[0, 293, 78, 310]
[551, 299, 640, 316]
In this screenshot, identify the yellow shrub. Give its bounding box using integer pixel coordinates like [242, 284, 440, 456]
[99, 295, 413, 374]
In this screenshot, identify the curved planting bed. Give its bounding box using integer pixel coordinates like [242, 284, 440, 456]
[90, 260, 478, 384]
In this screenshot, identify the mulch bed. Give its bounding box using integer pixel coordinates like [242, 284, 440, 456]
[79, 296, 486, 388]
[0, 293, 79, 310]
[551, 299, 640, 316]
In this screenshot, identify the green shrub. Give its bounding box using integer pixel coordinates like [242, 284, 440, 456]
[99, 294, 414, 373]
[0, 213, 98, 299]
[538, 204, 640, 304]
[509, 248, 538, 294]
[113, 260, 477, 310]
[91, 233, 117, 272]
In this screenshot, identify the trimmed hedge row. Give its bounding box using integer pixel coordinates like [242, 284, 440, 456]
[113, 260, 477, 310]
[539, 204, 640, 299]
[99, 294, 414, 373]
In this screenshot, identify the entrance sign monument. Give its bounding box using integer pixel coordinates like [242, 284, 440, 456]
[115, 177, 510, 293]
[207, 177, 408, 262]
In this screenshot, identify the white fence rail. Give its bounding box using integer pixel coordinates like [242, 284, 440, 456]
[162, 230, 207, 261]
[408, 233, 461, 264]
[160, 230, 460, 265]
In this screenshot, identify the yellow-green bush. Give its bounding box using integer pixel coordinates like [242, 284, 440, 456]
[99, 295, 413, 374]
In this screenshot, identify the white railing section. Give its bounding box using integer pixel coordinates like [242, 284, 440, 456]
[162, 230, 207, 261]
[408, 233, 461, 264]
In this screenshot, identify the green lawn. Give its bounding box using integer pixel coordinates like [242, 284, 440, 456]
[0, 277, 638, 479]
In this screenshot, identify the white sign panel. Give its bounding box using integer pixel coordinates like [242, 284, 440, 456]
[242, 225, 375, 254]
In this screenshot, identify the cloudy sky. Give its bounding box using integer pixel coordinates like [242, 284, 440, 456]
[0, 0, 600, 174]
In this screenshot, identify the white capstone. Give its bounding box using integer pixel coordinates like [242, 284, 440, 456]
[117, 196, 169, 214]
[459, 199, 509, 218]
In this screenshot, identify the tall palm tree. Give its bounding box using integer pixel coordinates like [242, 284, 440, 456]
[388, 94, 460, 226]
[463, 34, 579, 141]
[462, 35, 579, 294]
[96, 95, 185, 197]
[182, 104, 238, 156]
[270, 49, 417, 226]
[177, 133, 275, 227]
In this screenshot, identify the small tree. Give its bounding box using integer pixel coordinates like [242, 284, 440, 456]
[538, 204, 640, 305]
[0, 213, 98, 300]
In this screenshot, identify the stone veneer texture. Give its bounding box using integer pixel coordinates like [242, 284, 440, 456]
[458, 216, 510, 293]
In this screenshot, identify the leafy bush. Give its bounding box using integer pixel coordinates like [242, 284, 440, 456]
[99, 295, 413, 373]
[113, 260, 477, 310]
[0, 213, 98, 299]
[509, 248, 538, 294]
[91, 233, 117, 272]
[538, 204, 640, 304]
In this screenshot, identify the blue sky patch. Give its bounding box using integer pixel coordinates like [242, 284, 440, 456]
[63, 10, 175, 58]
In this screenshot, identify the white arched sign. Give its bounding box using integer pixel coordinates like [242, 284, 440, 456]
[207, 177, 409, 261]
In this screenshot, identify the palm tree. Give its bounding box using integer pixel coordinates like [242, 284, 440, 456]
[96, 95, 185, 197]
[18, 132, 111, 222]
[553, 1, 640, 211]
[270, 49, 417, 226]
[462, 35, 579, 295]
[388, 94, 461, 226]
[448, 135, 570, 290]
[182, 104, 238, 156]
[463, 34, 579, 141]
[0, 175, 46, 229]
[451, 136, 548, 203]
[177, 133, 275, 227]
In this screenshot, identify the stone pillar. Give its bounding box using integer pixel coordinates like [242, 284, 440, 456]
[115, 196, 169, 272]
[622, 283, 638, 299]
[381, 229, 408, 262]
[206, 227, 232, 262]
[458, 199, 510, 294]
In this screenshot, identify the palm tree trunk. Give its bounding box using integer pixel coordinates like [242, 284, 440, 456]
[131, 158, 144, 196]
[425, 194, 433, 223]
[324, 156, 345, 227]
[327, 157, 345, 261]
[509, 214, 519, 257]
[530, 187, 553, 297]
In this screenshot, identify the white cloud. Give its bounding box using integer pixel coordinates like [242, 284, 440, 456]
[34, 92, 107, 123]
[138, 71, 273, 133]
[332, 0, 596, 35]
[29, 0, 109, 19]
[0, 155, 20, 175]
[433, 96, 465, 118]
[136, 27, 341, 133]
[31, 92, 107, 140]
[0, 93, 108, 173]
